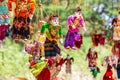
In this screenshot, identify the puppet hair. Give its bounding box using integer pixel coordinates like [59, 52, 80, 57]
[75, 7, 82, 12]
[48, 14, 59, 21]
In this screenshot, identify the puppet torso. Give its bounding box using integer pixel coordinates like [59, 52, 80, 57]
[49, 25, 60, 38]
[87, 52, 97, 60]
[68, 15, 84, 32]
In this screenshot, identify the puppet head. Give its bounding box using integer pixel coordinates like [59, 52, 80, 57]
[74, 7, 82, 18]
[49, 14, 59, 26]
[67, 54, 71, 59]
[89, 48, 95, 53]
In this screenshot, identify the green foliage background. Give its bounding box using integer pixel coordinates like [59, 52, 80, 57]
[0, 0, 119, 80]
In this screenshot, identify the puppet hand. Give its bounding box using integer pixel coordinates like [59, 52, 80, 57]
[29, 14, 33, 20]
[60, 38, 63, 44]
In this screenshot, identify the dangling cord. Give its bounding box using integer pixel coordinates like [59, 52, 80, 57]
[54, 0, 57, 14]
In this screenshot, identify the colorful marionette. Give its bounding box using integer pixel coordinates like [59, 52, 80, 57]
[91, 30, 106, 47]
[112, 11, 120, 41]
[25, 40, 41, 59]
[64, 7, 86, 50]
[51, 54, 64, 80]
[102, 56, 115, 80]
[41, 14, 62, 58]
[86, 48, 98, 69]
[8, 0, 36, 39]
[0, 0, 10, 41]
[64, 54, 74, 74]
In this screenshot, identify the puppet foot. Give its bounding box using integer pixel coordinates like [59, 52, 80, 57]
[66, 46, 70, 49]
[71, 47, 77, 50]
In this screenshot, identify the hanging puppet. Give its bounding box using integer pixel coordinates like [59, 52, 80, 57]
[64, 7, 86, 50]
[112, 11, 120, 41]
[91, 30, 106, 47]
[64, 54, 74, 74]
[8, 0, 36, 40]
[0, 0, 10, 42]
[86, 48, 98, 69]
[86, 48, 99, 79]
[41, 14, 62, 58]
[50, 54, 64, 80]
[102, 56, 114, 80]
[25, 40, 40, 60]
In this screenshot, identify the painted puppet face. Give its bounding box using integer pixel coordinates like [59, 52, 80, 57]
[75, 11, 82, 18]
[90, 48, 95, 53]
[51, 17, 59, 26]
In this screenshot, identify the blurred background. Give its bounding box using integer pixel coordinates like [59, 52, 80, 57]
[0, 0, 119, 80]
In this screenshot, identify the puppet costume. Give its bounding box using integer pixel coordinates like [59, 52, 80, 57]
[90, 66, 100, 78]
[91, 30, 105, 46]
[37, 68, 50, 80]
[0, 1, 10, 41]
[41, 23, 62, 58]
[103, 64, 114, 80]
[64, 15, 84, 49]
[37, 58, 53, 80]
[8, 0, 36, 39]
[64, 55, 74, 74]
[112, 18, 120, 41]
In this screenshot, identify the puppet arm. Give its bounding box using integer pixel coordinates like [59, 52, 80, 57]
[67, 16, 76, 29]
[81, 17, 86, 31]
[41, 23, 49, 34]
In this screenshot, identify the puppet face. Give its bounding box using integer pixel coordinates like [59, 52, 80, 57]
[90, 48, 95, 53]
[51, 17, 59, 26]
[75, 12, 82, 18]
[67, 55, 71, 59]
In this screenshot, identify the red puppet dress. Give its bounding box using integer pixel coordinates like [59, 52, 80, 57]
[103, 64, 114, 80]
